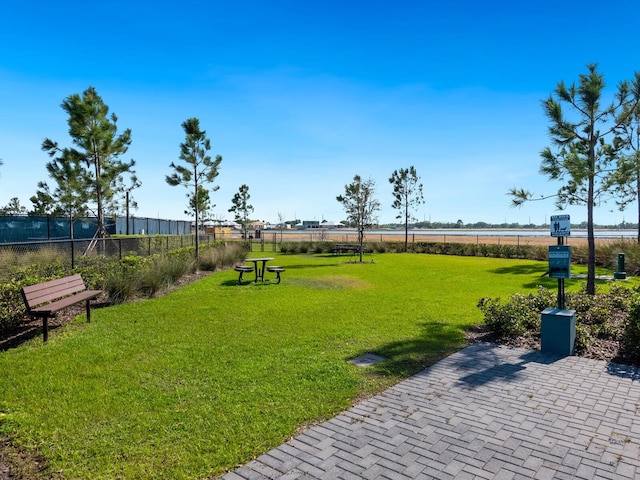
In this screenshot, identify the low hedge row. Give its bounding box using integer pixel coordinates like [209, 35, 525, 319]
[279, 239, 640, 272]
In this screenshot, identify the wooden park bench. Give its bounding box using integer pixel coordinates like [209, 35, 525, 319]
[21, 274, 103, 342]
[332, 244, 364, 255]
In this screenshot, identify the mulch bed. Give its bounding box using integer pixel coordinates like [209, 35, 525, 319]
[464, 323, 631, 365]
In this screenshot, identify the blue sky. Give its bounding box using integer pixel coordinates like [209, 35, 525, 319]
[2, 1, 640, 226]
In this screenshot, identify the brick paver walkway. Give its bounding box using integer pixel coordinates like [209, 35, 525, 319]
[222, 343, 640, 479]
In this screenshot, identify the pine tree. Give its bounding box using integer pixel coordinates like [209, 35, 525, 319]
[389, 166, 424, 252]
[510, 65, 640, 294]
[166, 118, 222, 258]
[42, 86, 135, 238]
[228, 184, 253, 240]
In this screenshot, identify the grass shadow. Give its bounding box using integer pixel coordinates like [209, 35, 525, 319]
[0, 324, 46, 351]
[361, 321, 466, 378]
[279, 263, 341, 270]
[491, 264, 548, 276]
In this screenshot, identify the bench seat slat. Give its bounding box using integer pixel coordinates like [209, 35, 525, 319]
[29, 290, 102, 317]
[23, 274, 87, 308]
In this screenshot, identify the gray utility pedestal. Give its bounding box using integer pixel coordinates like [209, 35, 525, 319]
[541, 308, 576, 356]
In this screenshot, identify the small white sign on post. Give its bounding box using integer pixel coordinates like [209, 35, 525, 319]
[550, 214, 570, 237]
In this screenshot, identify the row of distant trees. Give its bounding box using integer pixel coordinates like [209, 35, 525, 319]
[0, 85, 425, 261]
[336, 167, 425, 261]
[0, 87, 257, 259]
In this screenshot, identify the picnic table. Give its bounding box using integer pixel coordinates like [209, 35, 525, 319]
[245, 257, 274, 282]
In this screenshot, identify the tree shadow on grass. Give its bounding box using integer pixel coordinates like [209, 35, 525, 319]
[491, 263, 550, 277]
[279, 263, 342, 270]
[359, 321, 468, 378]
[490, 264, 573, 289]
[358, 322, 566, 389]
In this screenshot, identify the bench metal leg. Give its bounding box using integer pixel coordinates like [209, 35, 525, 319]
[86, 300, 91, 323]
[42, 317, 48, 342]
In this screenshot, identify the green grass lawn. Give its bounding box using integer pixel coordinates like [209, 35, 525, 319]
[0, 253, 605, 479]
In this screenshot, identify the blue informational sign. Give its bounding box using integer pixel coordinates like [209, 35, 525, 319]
[550, 214, 571, 237]
[549, 245, 571, 278]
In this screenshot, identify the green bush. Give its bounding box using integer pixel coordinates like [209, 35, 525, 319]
[479, 284, 635, 356]
[624, 293, 640, 362]
[138, 258, 173, 297]
[103, 258, 143, 304]
[0, 281, 28, 334]
[478, 286, 555, 338]
[197, 242, 247, 270]
[477, 297, 527, 337]
[575, 323, 592, 352]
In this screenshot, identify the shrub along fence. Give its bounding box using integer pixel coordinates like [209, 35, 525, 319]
[0, 234, 219, 270]
[278, 238, 640, 274]
[0, 241, 249, 338]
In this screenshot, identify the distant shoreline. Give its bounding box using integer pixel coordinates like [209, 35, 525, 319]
[259, 228, 638, 246]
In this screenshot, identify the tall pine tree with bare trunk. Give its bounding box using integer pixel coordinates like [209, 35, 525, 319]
[389, 166, 424, 252]
[510, 65, 640, 295]
[166, 118, 222, 259]
[607, 74, 640, 242]
[42, 87, 135, 240]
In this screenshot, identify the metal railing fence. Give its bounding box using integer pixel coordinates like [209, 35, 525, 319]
[0, 234, 219, 270]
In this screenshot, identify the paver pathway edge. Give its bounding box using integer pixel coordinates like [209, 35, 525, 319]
[222, 343, 640, 480]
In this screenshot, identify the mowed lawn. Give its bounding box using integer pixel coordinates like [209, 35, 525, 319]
[0, 253, 580, 479]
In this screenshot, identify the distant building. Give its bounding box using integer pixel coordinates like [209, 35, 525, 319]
[249, 221, 266, 230]
[296, 220, 345, 229]
[321, 220, 345, 229]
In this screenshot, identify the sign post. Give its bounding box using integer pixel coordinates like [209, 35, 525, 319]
[550, 215, 570, 309]
[541, 214, 576, 355]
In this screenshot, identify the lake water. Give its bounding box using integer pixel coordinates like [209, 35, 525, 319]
[283, 228, 637, 238]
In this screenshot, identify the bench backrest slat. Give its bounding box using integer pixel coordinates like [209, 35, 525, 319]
[22, 274, 87, 308]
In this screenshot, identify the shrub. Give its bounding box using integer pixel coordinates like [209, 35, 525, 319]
[298, 242, 310, 254]
[479, 284, 636, 358]
[372, 242, 387, 253]
[103, 258, 142, 304]
[477, 297, 527, 337]
[624, 293, 640, 362]
[574, 323, 592, 352]
[0, 247, 69, 282]
[478, 286, 557, 338]
[197, 246, 223, 271]
[138, 256, 188, 296]
[0, 281, 28, 334]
